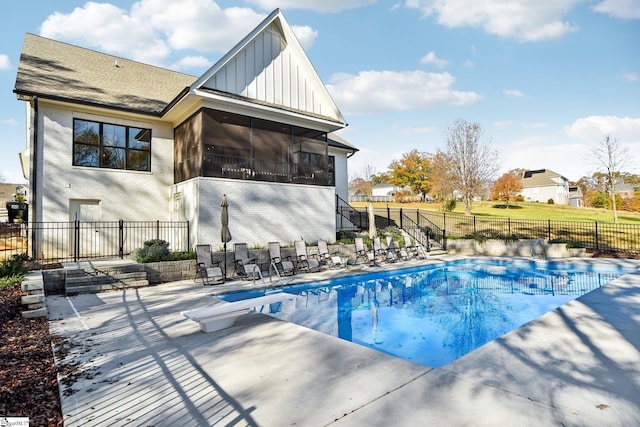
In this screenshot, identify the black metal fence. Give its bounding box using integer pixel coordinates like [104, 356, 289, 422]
[349, 207, 640, 254]
[0, 220, 190, 264]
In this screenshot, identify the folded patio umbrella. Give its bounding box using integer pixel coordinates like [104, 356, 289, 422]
[221, 194, 232, 280]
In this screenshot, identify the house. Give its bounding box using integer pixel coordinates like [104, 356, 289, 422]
[14, 9, 357, 255]
[568, 186, 583, 207]
[520, 169, 570, 205]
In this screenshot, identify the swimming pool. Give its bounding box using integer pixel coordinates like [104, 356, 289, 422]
[220, 259, 635, 367]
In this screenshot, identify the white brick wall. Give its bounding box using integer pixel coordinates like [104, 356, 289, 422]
[36, 103, 174, 222]
[173, 178, 336, 250]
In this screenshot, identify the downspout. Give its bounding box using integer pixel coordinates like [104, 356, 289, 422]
[29, 96, 38, 260]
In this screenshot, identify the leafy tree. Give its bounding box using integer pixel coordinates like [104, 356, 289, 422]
[590, 135, 631, 223]
[429, 150, 457, 205]
[444, 119, 500, 215]
[491, 170, 523, 206]
[387, 149, 432, 201]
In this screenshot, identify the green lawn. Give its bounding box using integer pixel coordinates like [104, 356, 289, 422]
[351, 201, 640, 224]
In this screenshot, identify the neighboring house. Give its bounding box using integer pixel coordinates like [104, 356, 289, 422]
[615, 181, 635, 200]
[14, 9, 357, 255]
[568, 186, 583, 207]
[520, 169, 570, 205]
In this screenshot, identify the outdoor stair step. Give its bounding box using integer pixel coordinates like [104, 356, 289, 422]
[66, 279, 150, 295]
[64, 264, 146, 277]
[65, 271, 148, 286]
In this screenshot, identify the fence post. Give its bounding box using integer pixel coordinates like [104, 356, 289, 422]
[548, 220, 551, 241]
[156, 220, 160, 240]
[387, 204, 391, 227]
[119, 219, 124, 259]
[473, 216, 477, 235]
[400, 208, 403, 229]
[187, 220, 191, 252]
[74, 220, 80, 262]
[595, 222, 599, 251]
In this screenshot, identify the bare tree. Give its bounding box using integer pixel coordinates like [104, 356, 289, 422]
[445, 119, 500, 215]
[590, 135, 630, 223]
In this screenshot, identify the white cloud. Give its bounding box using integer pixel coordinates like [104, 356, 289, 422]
[405, 0, 581, 41]
[291, 25, 318, 50]
[419, 51, 448, 68]
[327, 70, 482, 114]
[39, 0, 266, 66]
[0, 118, 18, 125]
[0, 54, 11, 70]
[622, 71, 639, 82]
[504, 89, 524, 97]
[392, 123, 436, 135]
[244, 0, 376, 12]
[593, 0, 640, 19]
[565, 116, 640, 142]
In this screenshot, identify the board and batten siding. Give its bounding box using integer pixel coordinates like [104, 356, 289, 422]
[202, 27, 326, 120]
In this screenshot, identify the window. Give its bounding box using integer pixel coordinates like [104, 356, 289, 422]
[73, 119, 151, 171]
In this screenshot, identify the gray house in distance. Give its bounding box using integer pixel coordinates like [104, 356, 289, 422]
[521, 169, 570, 205]
[14, 9, 358, 259]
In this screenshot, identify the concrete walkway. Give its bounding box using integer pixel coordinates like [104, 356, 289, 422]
[46, 256, 640, 426]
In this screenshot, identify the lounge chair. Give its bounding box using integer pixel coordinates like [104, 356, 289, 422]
[384, 236, 400, 262]
[402, 234, 417, 259]
[317, 239, 336, 265]
[268, 241, 295, 276]
[373, 237, 390, 263]
[195, 244, 224, 285]
[355, 237, 371, 265]
[329, 255, 346, 269]
[294, 240, 321, 272]
[234, 243, 257, 277]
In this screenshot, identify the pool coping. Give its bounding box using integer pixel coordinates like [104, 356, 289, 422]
[46, 255, 640, 426]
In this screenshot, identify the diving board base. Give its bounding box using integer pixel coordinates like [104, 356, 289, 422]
[181, 293, 297, 333]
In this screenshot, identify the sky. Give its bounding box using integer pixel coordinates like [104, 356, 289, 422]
[1, 0, 639, 186]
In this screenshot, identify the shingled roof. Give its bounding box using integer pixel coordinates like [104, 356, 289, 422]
[521, 169, 568, 187]
[14, 33, 197, 116]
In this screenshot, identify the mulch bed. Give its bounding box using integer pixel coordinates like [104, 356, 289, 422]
[0, 283, 63, 426]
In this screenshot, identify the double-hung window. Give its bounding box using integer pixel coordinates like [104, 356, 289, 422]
[73, 119, 151, 171]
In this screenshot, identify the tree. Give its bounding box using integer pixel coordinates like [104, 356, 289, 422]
[387, 149, 432, 201]
[429, 150, 458, 206]
[590, 135, 630, 223]
[444, 119, 500, 215]
[491, 170, 523, 206]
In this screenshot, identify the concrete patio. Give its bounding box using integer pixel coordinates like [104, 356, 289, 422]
[46, 256, 640, 426]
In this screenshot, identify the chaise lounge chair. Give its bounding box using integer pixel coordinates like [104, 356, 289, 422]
[268, 241, 296, 276]
[355, 237, 376, 266]
[195, 244, 224, 285]
[234, 243, 257, 278]
[294, 240, 321, 272]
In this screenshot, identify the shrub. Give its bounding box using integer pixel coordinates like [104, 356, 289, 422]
[0, 253, 28, 278]
[547, 198, 555, 204]
[130, 239, 195, 263]
[444, 199, 457, 212]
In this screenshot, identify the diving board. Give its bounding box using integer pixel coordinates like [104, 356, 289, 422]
[182, 292, 298, 333]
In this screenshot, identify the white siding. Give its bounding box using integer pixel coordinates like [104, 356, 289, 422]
[201, 23, 341, 122]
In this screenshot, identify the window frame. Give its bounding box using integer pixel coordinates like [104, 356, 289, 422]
[73, 118, 152, 172]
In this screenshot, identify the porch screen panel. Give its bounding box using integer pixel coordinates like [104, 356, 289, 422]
[174, 113, 202, 182]
[252, 118, 291, 182]
[202, 110, 250, 179]
[292, 128, 328, 186]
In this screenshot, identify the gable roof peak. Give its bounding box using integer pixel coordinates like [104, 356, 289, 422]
[191, 9, 346, 127]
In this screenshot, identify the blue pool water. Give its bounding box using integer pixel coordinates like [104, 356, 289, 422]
[220, 259, 634, 367]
